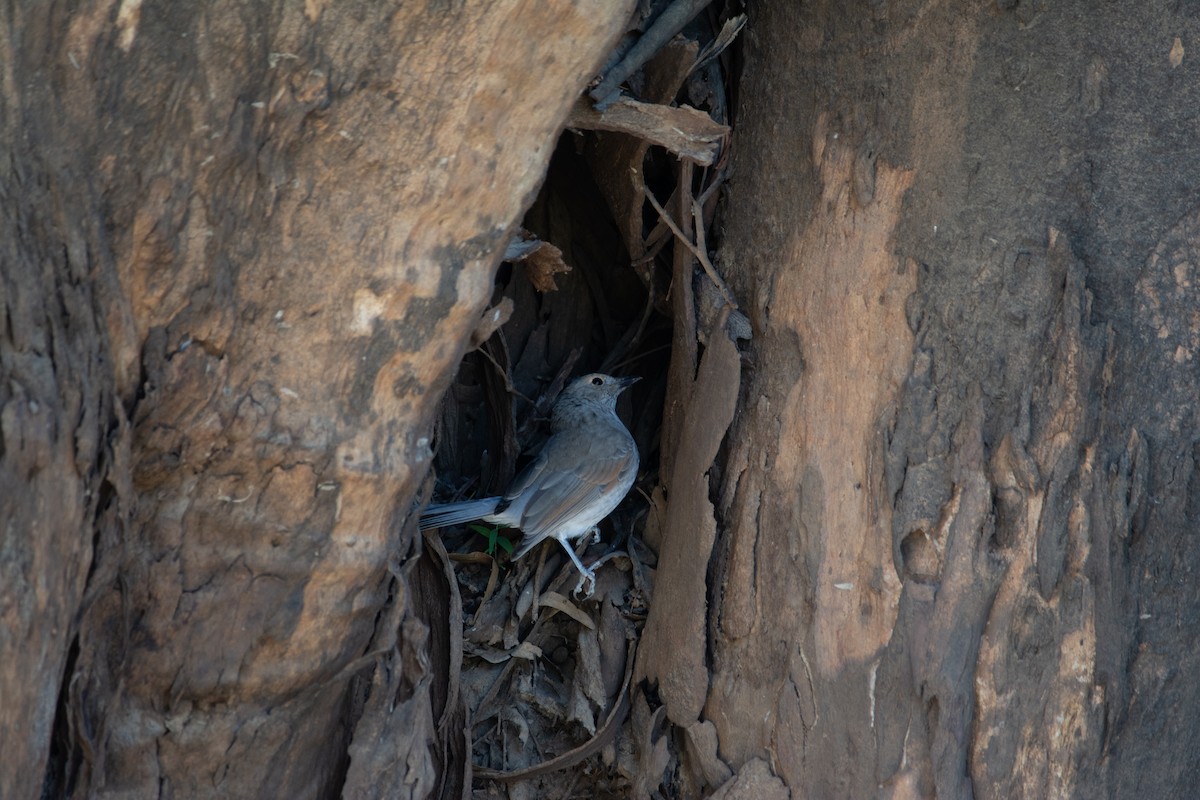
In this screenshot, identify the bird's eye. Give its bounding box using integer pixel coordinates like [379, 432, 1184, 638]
[591, 377, 603, 386]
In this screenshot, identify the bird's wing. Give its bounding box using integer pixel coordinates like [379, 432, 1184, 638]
[503, 445, 551, 504]
[508, 428, 637, 558]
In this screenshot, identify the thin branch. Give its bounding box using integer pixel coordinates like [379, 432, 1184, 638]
[642, 184, 737, 309]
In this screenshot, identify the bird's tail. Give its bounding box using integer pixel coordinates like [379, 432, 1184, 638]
[419, 497, 502, 530]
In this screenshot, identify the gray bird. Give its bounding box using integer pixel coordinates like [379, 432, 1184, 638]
[421, 373, 639, 592]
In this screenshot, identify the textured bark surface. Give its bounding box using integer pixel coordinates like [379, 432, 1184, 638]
[668, 1, 1200, 797]
[9, 1, 1200, 798]
[0, 2, 629, 798]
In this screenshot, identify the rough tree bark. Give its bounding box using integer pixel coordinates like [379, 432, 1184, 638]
[638, 1, 1200, 798]
[0, 2, 630, 798]
[8, 1, 1200, 799]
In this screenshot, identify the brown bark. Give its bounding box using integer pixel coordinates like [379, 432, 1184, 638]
[0, 2, 630, 798]
[634, 1, 1200, 797]
[10, 1, 1200, 798]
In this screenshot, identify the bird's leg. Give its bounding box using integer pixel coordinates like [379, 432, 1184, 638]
[559, 538, 596, 598]
[588, 526, 601, 545]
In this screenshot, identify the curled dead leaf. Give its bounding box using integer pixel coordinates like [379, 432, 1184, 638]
[539, 591, 597, 630]
[523, 241, 571, 292]
[505, 229, 572, 292]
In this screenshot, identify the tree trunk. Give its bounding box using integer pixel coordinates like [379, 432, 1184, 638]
[8, 1, 1200, 799]
[644, 1, 1200, 797]
[0, 2, 629, 798]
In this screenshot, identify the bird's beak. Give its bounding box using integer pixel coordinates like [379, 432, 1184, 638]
[615, 375, 640, 392]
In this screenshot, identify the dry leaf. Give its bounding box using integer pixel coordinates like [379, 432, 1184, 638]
[463, 641, 543, 664]
[504, 229, 572, 292]
[523, 241, 571, 292]
[539, 591, 597, 629]
[628, 691, 671, 799]
[566, 626, 607, 736]
[568, 682, 598, 735]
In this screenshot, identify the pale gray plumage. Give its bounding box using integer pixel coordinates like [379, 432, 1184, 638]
[421, 373, 639, 590]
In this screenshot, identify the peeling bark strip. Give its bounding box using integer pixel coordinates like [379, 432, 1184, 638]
[1, 1, 632, 797]
[767, 112, 915, 678]
[637, 325, 741, 724]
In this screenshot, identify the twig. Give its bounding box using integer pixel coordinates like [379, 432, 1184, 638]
[608, 342, 673, 374]
[600, 280, 657, 374]
[477, 339, 534, 406]
[642, 185, 737, 309]
[692, 196, 737, 308]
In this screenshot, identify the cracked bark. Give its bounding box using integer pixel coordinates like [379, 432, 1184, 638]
[682, 2, 1200, 797]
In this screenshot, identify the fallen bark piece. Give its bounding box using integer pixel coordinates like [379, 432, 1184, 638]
[568, 95, 729, 166]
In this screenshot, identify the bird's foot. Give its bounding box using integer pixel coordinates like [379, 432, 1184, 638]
[573, 568, 597, 599]
[588, 526, 601, 545]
